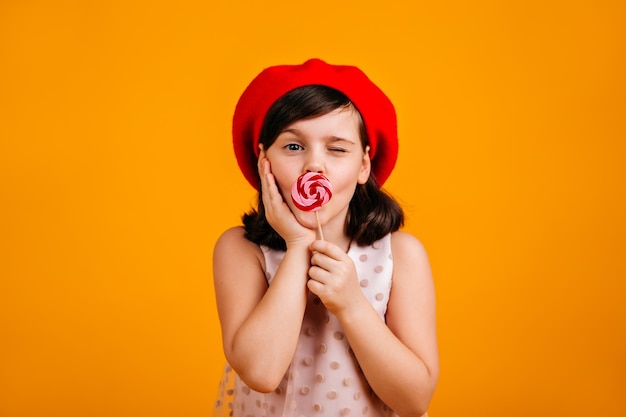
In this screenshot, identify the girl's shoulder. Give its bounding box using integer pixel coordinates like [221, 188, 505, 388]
[390, 230, 428, 254]
[390, 230, 431, 271]
[213, 226, 265, 268]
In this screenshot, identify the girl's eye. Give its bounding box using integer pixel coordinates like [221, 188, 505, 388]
[329, 147, 347, 153]
[285, 143, 303, 151]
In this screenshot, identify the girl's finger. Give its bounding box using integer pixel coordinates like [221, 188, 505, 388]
[306, 277, 326, 296]
[259, 158, 279, 209]
[309, 240, 346, 261]
[310, 251, 338, 273]
[264, 172, 283, 208]
[308, 263, 331, 284]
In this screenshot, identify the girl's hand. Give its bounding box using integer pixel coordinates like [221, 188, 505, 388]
[307, 240, 366, 315]
[258, 149, 315, 247]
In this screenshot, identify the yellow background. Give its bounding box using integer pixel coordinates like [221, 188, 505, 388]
[1, 1, 624, 416]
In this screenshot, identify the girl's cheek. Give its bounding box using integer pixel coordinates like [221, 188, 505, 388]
[273, 177, 292, 200]
[270, 168, 296, 196]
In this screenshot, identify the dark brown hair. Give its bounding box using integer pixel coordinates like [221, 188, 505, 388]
[242, 85, 403, 250]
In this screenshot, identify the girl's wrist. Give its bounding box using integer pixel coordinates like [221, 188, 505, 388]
[285, 236, 314, 251]
[334, 294, 371, 325]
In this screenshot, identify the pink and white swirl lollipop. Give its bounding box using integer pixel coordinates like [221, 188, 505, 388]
[291, 172, 332, 239]
[291, 172, 333, 212]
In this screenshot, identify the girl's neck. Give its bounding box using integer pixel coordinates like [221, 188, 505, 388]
[318, 216, 352, 252]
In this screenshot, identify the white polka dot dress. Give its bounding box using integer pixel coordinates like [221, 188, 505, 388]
[214, 234, 397, 417]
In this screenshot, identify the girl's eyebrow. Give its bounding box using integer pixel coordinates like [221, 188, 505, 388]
[278, 128, 301, 135]
[328, 136, 357, 145]
[279, 129, 357, 144]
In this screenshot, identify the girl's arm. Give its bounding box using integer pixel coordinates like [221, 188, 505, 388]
[213, 154, 317, 393]
[308, 231, 438, 417]
[213, 227, 310, 392]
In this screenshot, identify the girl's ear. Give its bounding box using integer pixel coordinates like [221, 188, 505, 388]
[358, 146, 371, 185]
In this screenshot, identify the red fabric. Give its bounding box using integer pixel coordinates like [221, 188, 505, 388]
[232, 58, 398, 189]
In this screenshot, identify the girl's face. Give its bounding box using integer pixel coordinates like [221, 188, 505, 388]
[264, 106, 371, 232]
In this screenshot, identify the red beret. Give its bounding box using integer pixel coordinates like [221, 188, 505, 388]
[232, 58, 398, 189]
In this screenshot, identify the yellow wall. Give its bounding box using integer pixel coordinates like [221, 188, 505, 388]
[1, 1, 624, 416]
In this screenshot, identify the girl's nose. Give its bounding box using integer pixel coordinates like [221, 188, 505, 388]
[304, 152, 325, 173]
[304, 162, 324, 174]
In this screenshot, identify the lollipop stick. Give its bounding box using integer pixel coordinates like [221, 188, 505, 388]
[315, 211, 324, 241]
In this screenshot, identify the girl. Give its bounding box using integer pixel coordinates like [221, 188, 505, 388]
[213, 59, 438, 417]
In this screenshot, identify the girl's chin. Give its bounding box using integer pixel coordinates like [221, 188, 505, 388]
[293, 211, 320, 230]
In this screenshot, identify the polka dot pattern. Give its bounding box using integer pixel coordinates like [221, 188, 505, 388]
[216, 234, 396, 417]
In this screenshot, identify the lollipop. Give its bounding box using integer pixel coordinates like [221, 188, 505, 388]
[291, 172, 332, 239]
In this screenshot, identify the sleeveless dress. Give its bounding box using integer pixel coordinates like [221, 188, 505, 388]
[214, 234, 398, 417]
